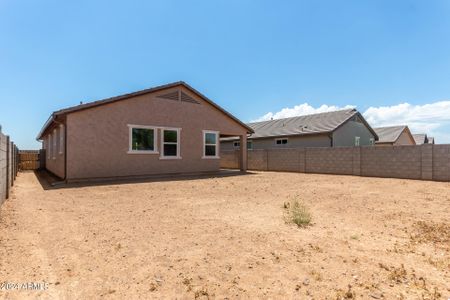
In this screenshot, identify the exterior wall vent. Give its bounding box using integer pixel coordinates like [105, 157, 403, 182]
[157, 91, 180, 101]
[181, 91, 200, 104]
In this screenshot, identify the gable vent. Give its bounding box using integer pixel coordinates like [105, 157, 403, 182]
[157, 91, 179, 101]
[181, 91, 200, 104]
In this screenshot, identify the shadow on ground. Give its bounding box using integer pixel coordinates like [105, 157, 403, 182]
[32, 169, 254, 190]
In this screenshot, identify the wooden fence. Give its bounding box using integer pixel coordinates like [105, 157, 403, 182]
[0, 128, 19, 206]
[19, 150, 43, 170]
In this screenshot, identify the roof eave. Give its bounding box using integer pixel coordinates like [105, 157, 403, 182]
[36, 113, 55, 141]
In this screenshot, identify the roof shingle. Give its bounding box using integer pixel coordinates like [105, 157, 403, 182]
[373, 126, 407, 143]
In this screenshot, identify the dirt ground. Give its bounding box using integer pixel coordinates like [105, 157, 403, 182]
[0, 171, 449, 299]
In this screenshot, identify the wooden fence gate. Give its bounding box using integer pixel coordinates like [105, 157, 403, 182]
[19, 150, 44, 171]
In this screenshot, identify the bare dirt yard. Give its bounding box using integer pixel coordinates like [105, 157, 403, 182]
[0, 171, 449, 299]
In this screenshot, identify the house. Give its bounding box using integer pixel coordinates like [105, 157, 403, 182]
[37, 81, 253, 182]
[412, 133, 435, 145]
[221, 109, 378, 150]
[373, 125, 416, 146]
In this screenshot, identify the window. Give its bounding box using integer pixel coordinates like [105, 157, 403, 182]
[355, 136, 360, 146]
[59, 125, 64, 154]
[203, 130, 219, 159]
[47, 135, 51, 159]
[161, 128, 181, 159]
[275, 138, 288, 145]
[369, 138, 375, 146]
[128, 125, 157, 154]
[52, 129, 57, 159]
[233, 141, 253, 150]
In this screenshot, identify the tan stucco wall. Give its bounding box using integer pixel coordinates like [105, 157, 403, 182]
[65, 86, 247, 180]
[43, 124, 65, 179]
[393, 129, 416, 146]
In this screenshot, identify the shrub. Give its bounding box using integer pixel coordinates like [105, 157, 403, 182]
[284, 198, 311, 228]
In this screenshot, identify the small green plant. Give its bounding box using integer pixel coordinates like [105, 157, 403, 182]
[284, 197, 311, 227]
[350, 234, 359, 240]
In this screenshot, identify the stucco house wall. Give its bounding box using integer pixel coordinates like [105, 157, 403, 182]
[221, 116, 376, 151]
[64, 85, 248, 180]
[43, 124, 65, 178]
[333, 119, 376, 147]
[221, 134, 331, 151]
[393, 129, 416, 145]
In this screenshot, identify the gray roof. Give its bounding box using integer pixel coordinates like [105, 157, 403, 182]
[412, 133, 427, 145]
[222, 109, 377, 140]
[374, 126, 407, 143]
[412, 134, 435, 145]
[37, 81, 253, 140]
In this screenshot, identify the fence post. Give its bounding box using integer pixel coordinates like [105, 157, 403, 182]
[5, 135, 10, 199]
[353, 147, 361, 176]
[421, 144, 433, 180]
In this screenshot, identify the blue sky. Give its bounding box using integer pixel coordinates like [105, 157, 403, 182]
[1, 0, 450, 149]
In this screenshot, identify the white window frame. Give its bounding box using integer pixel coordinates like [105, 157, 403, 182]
[275, 138, 288, 145]
[369, 138, 375, 146]
[233, 141, 240, 148]
[160, 127, 181, 159]
[202, 130, 220, 159]
[52, 129, 57, 159]
[127, 124, 158, 154]
[355, 136, 361, 146]
[59, 124, 64, 154]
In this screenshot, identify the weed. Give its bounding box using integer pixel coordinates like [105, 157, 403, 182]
[284, 197, 311, 228]
[350, 234, 359, 240]
[410, 221, 450, 248]
[387, 264, 407, 284]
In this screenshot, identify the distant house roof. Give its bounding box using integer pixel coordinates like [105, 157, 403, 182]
[37, 81, 253, 140]
[412, 133, 435, 145]
[223, 109, 378, 140]
[412, 133, 427, 145]
[374, 125, 411, 144]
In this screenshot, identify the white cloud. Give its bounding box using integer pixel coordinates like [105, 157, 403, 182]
[362, 101, 450, 135]
[252, 101, 450, 143]
[251, 103, 355, 122]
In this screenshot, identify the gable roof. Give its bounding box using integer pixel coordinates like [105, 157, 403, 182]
[229, 109, 377, 140]
[37, 81, 253, 140]
[412, 133, 427, 145]
[374, 125, 410, 144]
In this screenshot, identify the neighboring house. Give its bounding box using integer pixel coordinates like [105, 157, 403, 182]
[412, 133, 435, 145]
[373, 126, 416, 146]
[221, 109, 378, 150]
[37, 81, 253, 181]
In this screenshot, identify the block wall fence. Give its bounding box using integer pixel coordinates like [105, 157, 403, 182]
[0, 129, 19, 206]
[220, 144, 450, 181]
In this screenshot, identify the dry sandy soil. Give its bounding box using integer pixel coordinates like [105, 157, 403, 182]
[0, 171, 449, 299]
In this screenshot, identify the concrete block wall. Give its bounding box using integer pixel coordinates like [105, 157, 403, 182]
[221, 144, 450, 181]
[0, 130, 19, 207]
[305, 147, 354, 175]
[421, 144, 433, 180]
[0, 133, 7, 204]
[268, 148, 302, 172]
[361, 146, 422, 179]
[433, 145, 450, 181]
[248, 150, 268, 170]
[220, 150, 239, 169]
